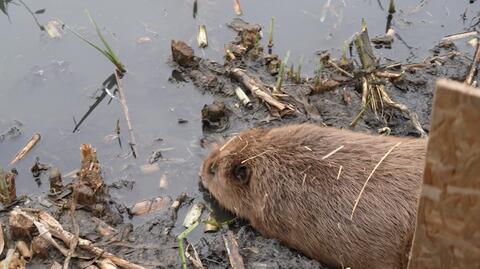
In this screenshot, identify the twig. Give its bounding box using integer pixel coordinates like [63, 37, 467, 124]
[322, 145, 344, 160]
[114, 70, 138, 158]
[10, 133, 41, 165]
[378, 87, 427, 137]
[465, 40, 480, 86]
[350, 142, 402, 219]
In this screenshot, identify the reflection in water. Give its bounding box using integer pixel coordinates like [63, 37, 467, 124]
[72, 73, 115, 133]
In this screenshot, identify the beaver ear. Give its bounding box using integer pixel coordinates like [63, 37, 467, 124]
[232, 164, 250, 184]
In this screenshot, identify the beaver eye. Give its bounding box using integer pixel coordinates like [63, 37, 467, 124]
[209, 162, 216, 175]
[232, 164, 250, 184]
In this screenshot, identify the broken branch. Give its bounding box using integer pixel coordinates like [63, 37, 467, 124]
[230, 68, 290, 111]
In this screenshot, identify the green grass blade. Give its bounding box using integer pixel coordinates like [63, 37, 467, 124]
[63, 24, 112, 61]
[85, 9, 125, 72]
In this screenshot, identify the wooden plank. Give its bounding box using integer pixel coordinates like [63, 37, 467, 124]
[408, 79, 480, 269]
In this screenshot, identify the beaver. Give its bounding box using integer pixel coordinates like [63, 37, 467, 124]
[200, 123, 426, 269]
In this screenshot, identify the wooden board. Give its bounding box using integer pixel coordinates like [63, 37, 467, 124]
[408, 79, 480, 269]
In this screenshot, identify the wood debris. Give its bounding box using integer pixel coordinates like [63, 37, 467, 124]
[223, 230, 245, 269]
[10, 133, 41, 165]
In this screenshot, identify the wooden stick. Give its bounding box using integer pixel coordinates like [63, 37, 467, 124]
[230, 68, 289, 111]
[10, 133, 41, 165]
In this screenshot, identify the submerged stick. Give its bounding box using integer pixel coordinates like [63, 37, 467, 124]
[230, 68, 289, 111]
[350, 142, 402, 219]
[114, 70, 138, 158]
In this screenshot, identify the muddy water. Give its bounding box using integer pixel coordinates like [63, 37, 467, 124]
[0, 0, 478, 225]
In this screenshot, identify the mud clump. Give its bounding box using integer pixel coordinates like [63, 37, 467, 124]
[202, 101, 229, 132]
[171, 40, 197, 67]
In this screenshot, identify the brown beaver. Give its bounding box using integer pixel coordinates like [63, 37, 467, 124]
[200, 123, 426, 269]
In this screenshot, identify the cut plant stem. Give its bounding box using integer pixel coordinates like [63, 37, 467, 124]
[193, 0, 198, 18]
[268, 17, 274, 49]
[233, 0, 242, 16]
[114, 70, 138, 158]
[235, 87, 253, 109]
[295, 55, 304, 83]
[388, 0, 395, 14]
[197, 25, 208, 48]
[340, 41, 349, 66]
[177, 221, 200, 269]
[354, 19, 376, 70]
[274, 50, 290, 93]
